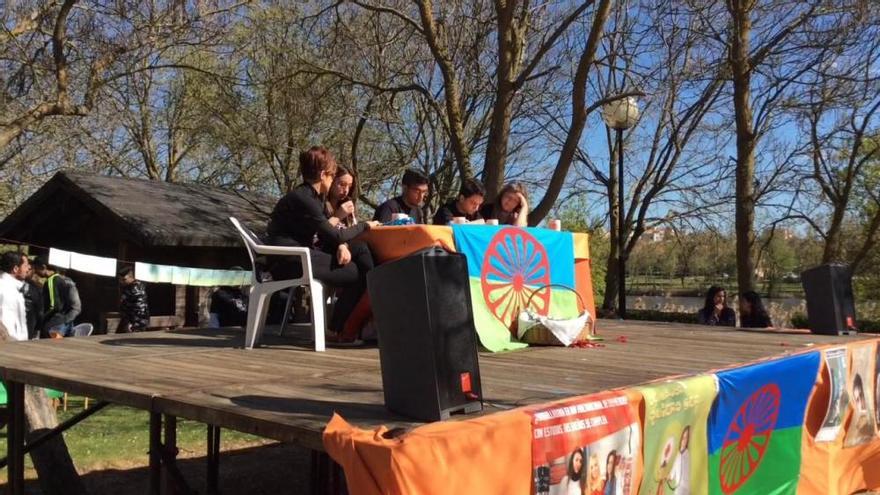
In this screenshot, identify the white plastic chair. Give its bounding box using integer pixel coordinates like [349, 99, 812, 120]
[70, 323, 94, 337]
[229, 217, 326, 351]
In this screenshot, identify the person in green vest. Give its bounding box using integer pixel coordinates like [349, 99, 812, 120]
[32, 257, 82, 338]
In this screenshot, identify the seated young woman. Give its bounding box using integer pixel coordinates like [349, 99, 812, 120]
[696, 286, 736, 327]
[739, 290, 772, 328]
[326, 165, 358, 228]
[480, 182, 529, 226]
[266, 146, 379, 344]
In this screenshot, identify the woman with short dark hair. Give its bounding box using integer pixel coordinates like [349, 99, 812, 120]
[267, 146, 380, 344]
[696, 286, 736, 327]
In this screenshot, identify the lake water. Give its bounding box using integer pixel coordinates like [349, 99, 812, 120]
[627, 295, 878, 327]
[628, 295, 805, 313]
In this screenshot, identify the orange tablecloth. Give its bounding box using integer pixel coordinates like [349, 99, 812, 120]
[359, 225, 596, 324]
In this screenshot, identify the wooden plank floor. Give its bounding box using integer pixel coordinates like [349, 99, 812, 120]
[0, 321, 873, 451]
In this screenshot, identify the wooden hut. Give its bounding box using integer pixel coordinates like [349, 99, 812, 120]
[0, 171, 274, 330]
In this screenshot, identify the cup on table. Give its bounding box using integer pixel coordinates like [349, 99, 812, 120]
[549, 219, 562, 231]
[452, 217, 467, 224]
[486, 219, 499, 226]
[391, 213, 409, 222]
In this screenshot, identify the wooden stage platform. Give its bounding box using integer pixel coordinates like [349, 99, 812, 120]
[0, 320, 870, 493]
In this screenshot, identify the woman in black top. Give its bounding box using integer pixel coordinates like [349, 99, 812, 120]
[739, 291, 772, 328]
[267, 146, 379, 343]
[696, 286, 736, 327]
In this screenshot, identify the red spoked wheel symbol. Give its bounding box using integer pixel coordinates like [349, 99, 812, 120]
[719, 383, 781, 494]
[480, 228, 551, 329]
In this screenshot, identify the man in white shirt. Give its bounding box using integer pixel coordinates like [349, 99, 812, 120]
[0, 252, 31, 341]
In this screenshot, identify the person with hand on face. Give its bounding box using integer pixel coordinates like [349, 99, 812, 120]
[480, 182, 530, 227]
[373, 169, 430, 224]
[326, 165, 358, 229]
[697, 286, 736, 327]
[267, 146, 380, 345]
[433, 178, 485, 225]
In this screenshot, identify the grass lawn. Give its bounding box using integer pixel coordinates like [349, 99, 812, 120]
[1, 396, 271, 476]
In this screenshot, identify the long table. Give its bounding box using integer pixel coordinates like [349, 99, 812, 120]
[359, 225, 597, 340]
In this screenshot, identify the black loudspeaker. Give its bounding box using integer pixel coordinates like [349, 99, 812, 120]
[801, 264, 857, 335]
[367, 247, 483, 421]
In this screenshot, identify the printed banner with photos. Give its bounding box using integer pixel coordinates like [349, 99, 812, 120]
[844, 342, 877, 447]
[637, 375, 717, 495]
[816, 347, 849, 442]
[530, 391, 640, 495]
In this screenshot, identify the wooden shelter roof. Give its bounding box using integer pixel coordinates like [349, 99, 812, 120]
[0, 171, 276, 248]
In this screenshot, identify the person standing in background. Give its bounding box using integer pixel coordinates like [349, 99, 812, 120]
[22, 258, 44, 339]
[117, 265, 150, 332]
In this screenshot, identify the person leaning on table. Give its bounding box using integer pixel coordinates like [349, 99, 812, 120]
[432, 178, 486, 225]
[480, 182, 530, 227]
[373, 169, 430, 224]
[266, 146, 380, 344]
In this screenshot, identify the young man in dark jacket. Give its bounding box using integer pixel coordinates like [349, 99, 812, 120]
[372, 169, 430, 224]
[117, 266, 150, 332]
[32, 257, 81, 337]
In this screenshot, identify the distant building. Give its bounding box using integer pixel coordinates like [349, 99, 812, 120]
[0, 171, 274, 330]
[644, 226, 674, 243]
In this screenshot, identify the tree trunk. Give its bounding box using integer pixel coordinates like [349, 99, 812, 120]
[0, 323, 87, 495]
[821, 203, 847, 263]
[728, 0, 757, 294]
[528, 0, 613, 224]
[482, 0, 522, 200]
[603, 255, 620, 311]
[416, 0, 474, 180]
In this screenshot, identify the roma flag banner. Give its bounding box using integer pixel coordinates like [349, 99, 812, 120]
[452, 225, 579, 352]
[636, 375, 717, 495]
[529, 391, 640, 495]
[709, 352, 821, 495]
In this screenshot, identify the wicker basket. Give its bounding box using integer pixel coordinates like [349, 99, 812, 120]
[518, 284, 592, 346]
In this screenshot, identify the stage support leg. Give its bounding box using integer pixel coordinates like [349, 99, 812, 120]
[311, 450, 348, 495]
[206, 425, 221, 494]
[163, 415, 178, 494]
[149, 412, 162, 495]
[7, 381, 25, 495]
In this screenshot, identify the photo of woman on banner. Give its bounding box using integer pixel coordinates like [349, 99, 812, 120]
[587, 453, 603, 495]
[603, 450, 620, 495]
[845, 345, 877, 447]
[666, 426, 691, 495]
[817, 348, 849, 442]
[551, 448, 585, 495]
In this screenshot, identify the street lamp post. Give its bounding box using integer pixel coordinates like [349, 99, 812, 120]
[602, 96, 640, 319]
